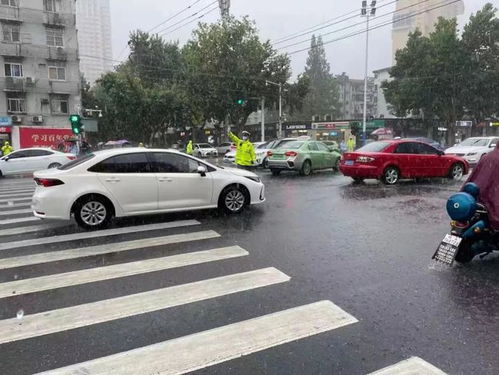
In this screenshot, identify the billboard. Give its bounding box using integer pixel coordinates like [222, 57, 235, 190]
[18, 127, 74, 149]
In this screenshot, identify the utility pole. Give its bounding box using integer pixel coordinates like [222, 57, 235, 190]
[361, 0, 376, 146]
[218, 0, 230, 19]
[266, 80, 284, 138]
[261, 97, 265, 142]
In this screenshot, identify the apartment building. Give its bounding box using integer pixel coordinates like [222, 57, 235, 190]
[76, 0, 112, 84]
[336, 73, 376, 120]
[0, 0, 80, 148]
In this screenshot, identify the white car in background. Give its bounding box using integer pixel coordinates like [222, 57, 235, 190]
[0, 148, 75, 177]
[216, 142, 236, 155]
[32, 148, 265, 229]
[193, 143, 218, 158]
[445, 136, 499, 165]
[223, 142, 268, 166]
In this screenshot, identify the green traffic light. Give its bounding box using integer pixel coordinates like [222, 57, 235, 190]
[236, 99, 244, 105]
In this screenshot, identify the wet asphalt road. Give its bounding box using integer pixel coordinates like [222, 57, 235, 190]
[0, 166, 498, 375]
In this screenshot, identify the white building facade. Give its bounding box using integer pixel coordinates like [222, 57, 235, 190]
[373, 67, 396, 119]
[76, 0, 112, 84]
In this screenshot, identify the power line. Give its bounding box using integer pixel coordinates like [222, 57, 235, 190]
[277, 0, 430, 51]
[162, 6, 218, 35]
[287, 0, 461, 55]
[156, 1, 218, 35]
[273, 0, 398, 45]
[147, 0, 204, 33]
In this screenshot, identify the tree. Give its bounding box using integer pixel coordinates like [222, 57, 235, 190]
[461, 3, 499, 126]
[300, 35, 339, 120]
[183, 16, 292, 133]
[383, 19, 467, 143]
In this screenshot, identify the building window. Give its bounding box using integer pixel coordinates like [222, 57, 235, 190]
[43, 0, 60, 12]
[1, 0, 17, 7]
[46, 28, 63, 47]
[4, 63, 23, 77]
[2, 23, 20, 42]
[7, 98, 25, 113]
[48, 66, 66, 80]
[51, 97, 69, 114]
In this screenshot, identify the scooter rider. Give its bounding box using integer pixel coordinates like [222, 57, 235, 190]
[465, 142, 499, 230]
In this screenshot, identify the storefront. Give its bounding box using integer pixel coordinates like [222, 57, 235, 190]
[0, 117, 12, 145]
[11, 126, 74, 150]
[311, 122, 351, 142]
[284, 124, 311, 138]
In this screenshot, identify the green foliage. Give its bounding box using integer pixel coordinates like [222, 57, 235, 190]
[383, 3, 499, 142]
[300, 35, 339, 120]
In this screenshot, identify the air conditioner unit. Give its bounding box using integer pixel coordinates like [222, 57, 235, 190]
[32, 115, 43, 123]
[11, 115, 22, 123]
[41, 98, 50, 105]
[25, 77, 34, 85]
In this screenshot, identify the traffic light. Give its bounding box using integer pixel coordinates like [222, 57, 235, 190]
[69, 114, 82, 135]
[235, 98, 245, 105]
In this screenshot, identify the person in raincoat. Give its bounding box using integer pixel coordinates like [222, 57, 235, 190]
[1, 141, 13, 156]
[186, 140, 193, 155]
[228, 130, 256, 169]
[347, 136, 356, 152]
[465, 142, 499, 230]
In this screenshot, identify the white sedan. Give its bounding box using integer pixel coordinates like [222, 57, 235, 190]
[445, 136, 499, 165]
[193, 143, 218, 158]
[0, 148, 75, 177]
[32, 148, 266, 229]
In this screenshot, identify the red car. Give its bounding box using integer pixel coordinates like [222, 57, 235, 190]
[340, 140, 469, 184]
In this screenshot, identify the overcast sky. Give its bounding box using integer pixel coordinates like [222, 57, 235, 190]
[110, 0, 494, 79]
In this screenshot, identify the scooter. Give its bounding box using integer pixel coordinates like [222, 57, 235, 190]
[433, 182, 499, 265]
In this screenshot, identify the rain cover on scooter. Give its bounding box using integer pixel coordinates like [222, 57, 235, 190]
[465, 144, 499, 230]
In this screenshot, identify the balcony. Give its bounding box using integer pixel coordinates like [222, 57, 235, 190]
[0, 42, 22, 56]
[47, 46, 67, 61]
[1, 77, 24, 92]
[44, 12, 73, 28]
[0, 4, 20, 22]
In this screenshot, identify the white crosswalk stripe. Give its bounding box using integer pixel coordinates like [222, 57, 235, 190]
[0, 203, 30, 209]
[36, 300, 357, 375]
[0, 268, 290, 345]
[0, 223, 68, 237]
[0, 246, 249, 298]
[0, 192, 32, 199]
[0, 197, 32, 204]
[0, 230, 220, 269]
[0, 220, 201, 251]
[0, 208, 32, 217]
[368, 357, 447, 374]
[0, 216, 40, 225]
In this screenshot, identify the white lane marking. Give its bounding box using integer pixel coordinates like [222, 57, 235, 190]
[0, 220, 200, 251]
[0, 204, 30, 210]
[0, 246, 248, 298]
[0, 197, 32, 204]
[0, 208, 32, 217]
[0, 230, 220, 270]
[0, 223, 68, 237]
[368, 357, 447, 375]
[0, 217, 40, 226]
[36, 300, 356, 375]
[0, 268, 290, 345]
[0, 192, 33, 199]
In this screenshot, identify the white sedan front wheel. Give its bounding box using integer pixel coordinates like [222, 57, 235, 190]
[220, 186, 247, 214]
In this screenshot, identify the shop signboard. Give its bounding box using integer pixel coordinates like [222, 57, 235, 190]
[0, 126, 12, 133]
[312, 122, 349, 130]
[18, 127, 74, 148]
[0, 117, 12, 126]
[285, 124, 310, 130]
[490, 122, 499, 127]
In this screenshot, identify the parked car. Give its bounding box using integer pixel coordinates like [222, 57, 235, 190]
[321, 140, 341, 152]
[445, 136, 499, 165]
[216, 142, 236, 155]
[340, 140, 469, 185]
[193, 143, 218, 158]
[32, 148, 266, 229]
[267, 140, 341, 176]
[0, 148, 75, 177]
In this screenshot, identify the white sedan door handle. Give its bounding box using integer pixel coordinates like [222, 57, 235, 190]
[158, 177, 173, 182]
[105, 177, 120, 183]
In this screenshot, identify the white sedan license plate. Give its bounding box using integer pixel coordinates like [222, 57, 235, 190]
[345, 160, 354, 166]
[432, 234, 463, 265]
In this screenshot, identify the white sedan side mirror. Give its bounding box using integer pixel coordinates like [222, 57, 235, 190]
[197, 165, 207, 177]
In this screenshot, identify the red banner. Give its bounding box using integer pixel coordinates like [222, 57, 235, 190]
[19, 127, 73, 149]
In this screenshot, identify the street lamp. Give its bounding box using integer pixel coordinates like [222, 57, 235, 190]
[265, 80, 284, 138]
[361, 0, 376, 146]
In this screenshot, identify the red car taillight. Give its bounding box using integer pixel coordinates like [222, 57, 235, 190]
[285, 151, 298, 157]
[267, 151, 273, 157]
[356, 156, 375, 163]
[67, 155, 76, 160]
[34, 178, 64, 187]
